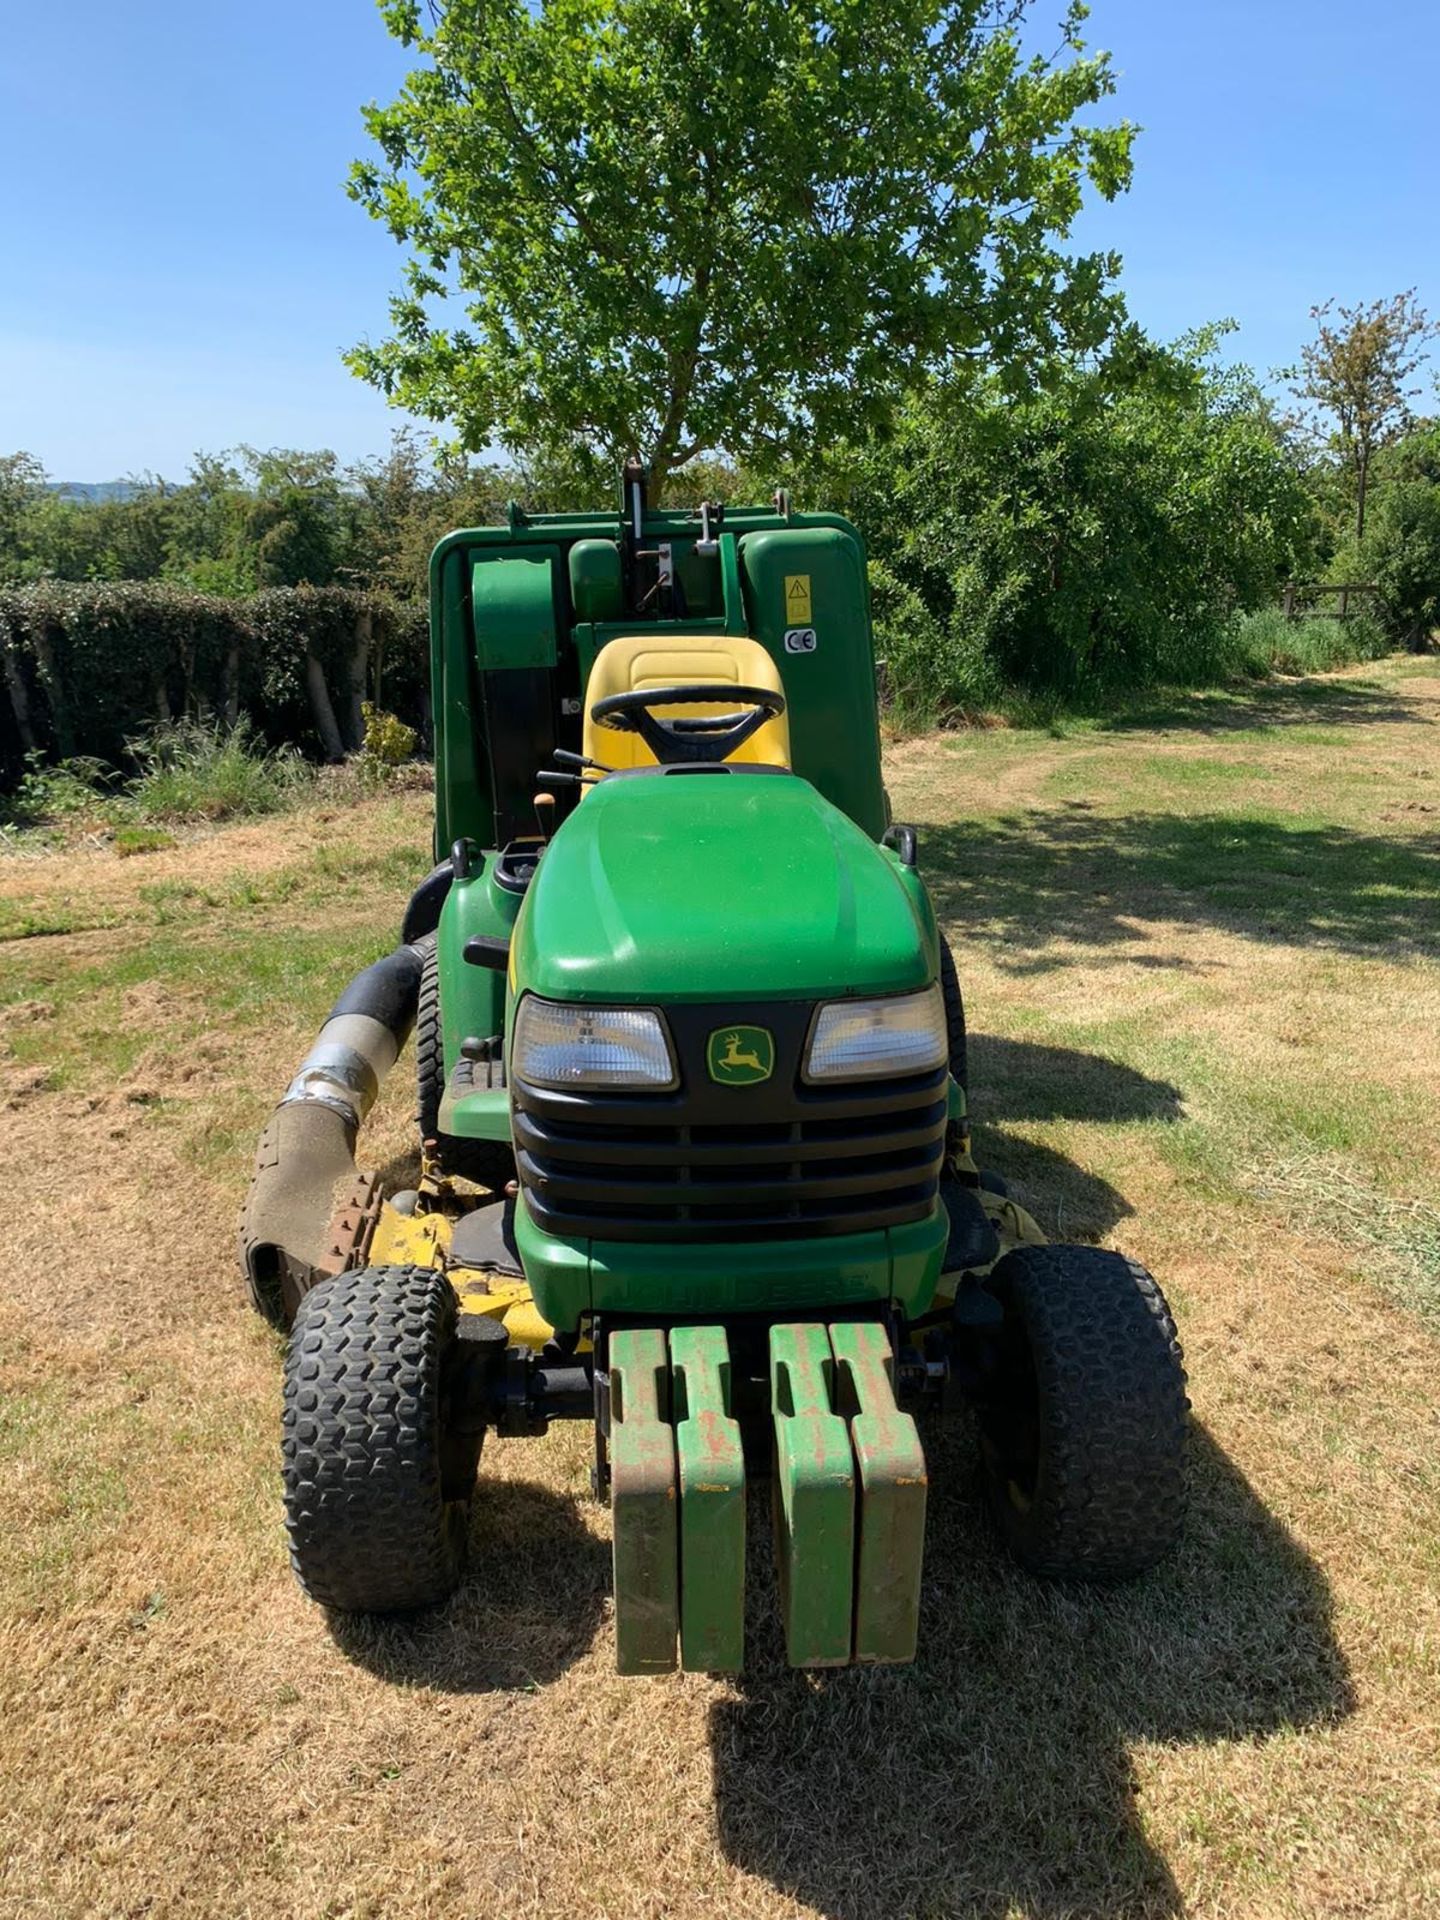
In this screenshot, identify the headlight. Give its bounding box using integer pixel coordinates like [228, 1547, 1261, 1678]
[804, 984, 947, 1083]
[510, 996, 677, 1090]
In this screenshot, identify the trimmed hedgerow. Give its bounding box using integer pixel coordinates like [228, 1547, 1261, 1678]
[0, 582, 429, 787]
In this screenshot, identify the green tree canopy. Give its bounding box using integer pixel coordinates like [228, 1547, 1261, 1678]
[818, 328, 1315, 710]
[350, 0, 1134, 498]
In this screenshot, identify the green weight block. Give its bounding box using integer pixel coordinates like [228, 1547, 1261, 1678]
[609, 1328, 678, 1675]
[670, 1326, 746, 1674]
[830, 1321, 928, 1664]
[770, 1323, 855, 1667]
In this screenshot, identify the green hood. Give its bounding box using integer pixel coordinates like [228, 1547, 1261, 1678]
[514, 770, 933, 1005]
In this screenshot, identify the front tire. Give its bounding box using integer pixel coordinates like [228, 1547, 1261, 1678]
[282, 1264, 475, 1613]
[415, 943, 514, 1191]
[938, 938, 968, 1094]
[975, 1244, 1188, 1580]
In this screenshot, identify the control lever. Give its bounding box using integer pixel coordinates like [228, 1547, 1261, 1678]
[554, 748, 614, 774]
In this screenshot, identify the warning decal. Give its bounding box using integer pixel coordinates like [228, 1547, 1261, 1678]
[784, 574, 812, 624]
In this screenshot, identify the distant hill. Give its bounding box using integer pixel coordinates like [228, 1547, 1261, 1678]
[46, 480, 145, 504]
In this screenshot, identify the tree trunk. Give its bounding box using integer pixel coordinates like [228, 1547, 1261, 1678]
[346, 609, 372, 751]
[305, 654, 345, 763]
[222, 644, 241, 729]
[152, 674, 171, 726]
[1, 637, 38, 754]
[1356, 447, 1370, 545]
[31, 623, 73, 756]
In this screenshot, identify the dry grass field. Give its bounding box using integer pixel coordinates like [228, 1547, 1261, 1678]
[1, 656, 1438, 1919]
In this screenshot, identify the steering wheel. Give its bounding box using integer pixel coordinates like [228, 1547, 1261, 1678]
[590, 684, 786, 766]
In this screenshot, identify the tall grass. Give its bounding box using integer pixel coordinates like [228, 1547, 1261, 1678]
[1, 722, 314, 840]
[127, 720, 310, 822]
[1227, 607, 1389, 677]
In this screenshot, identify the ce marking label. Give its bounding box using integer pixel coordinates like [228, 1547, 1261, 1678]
[783, 627, 818, 654]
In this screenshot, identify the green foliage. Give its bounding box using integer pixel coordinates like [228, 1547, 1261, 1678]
[1368, 480, 1440, 643]
[351, 0, 1134, 496]
[360, 702, 417, 767]
[827, 331, 1315, 717]
[0, 752, 117, 830]
[126, 719, 309, 823]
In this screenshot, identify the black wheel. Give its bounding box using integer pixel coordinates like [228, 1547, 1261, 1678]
[938, 937, 968, 1093]
[282, 1264, 477, 1612]
[975, 1244, 1188, 1580]
[415, 943, 515, 1191]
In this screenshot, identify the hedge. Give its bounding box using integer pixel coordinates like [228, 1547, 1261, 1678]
[0, 582, 429, 786]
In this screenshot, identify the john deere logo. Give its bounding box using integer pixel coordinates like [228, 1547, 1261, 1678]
[708, 1025, 774, 1086]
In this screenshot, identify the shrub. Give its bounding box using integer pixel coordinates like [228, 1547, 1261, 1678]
[0, 582, 430, 791]
[826, 333, 1316, 720]
[360, 702, 418, 766]
[1370, 481, 1440, 645]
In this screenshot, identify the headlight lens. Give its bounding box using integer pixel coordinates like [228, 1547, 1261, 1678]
[510, 995, 677, 1090]
[804, 984, 947, 1083]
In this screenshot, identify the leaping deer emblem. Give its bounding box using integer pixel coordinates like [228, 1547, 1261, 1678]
[719, 1031, 764, 1073]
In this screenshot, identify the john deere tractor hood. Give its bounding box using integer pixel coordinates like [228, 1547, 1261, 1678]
[514, 771, 934, 1004]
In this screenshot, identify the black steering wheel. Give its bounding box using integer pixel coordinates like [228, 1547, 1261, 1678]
[590, 684, 786, 766]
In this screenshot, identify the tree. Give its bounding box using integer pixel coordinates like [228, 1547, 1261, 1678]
[165, 453, 257, 595]
[344, 429, 515, 597]
[349, 0, 1134, 501]
[1370, 480, 1440, 646]
[1290, 291, 1439, 544]
[824, 327, 1314, 712]
[0, 454, 50, 582]
[241, 448, 345, 588]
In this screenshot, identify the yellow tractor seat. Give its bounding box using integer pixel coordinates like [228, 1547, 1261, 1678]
[582, 634, 791, 775]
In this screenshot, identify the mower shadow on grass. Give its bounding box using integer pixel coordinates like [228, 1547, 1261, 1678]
[968, 1037, 1184, 1130]
[926, 809, 1440, 969]
[324, 1479, 609, 1692]
[710, 1423, 1352, 1920]
[966, 1036, 1184, 1244]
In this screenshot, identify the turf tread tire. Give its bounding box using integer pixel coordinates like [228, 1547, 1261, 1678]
[938, 938, 969, 1094]
[979, 1243, 1188, 1580]
[415, 943, 514, 1191]
[282, 1263, 470, 1613]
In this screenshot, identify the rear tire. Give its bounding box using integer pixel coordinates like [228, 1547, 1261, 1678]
[975, 1244, 1187, 1580]
[415, 944, 515, 1191]
[938, 938, 968, 1094]
[282, 1264, 475, 1613]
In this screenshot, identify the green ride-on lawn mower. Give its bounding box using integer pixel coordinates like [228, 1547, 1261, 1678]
[241, 461, 1188, 1673]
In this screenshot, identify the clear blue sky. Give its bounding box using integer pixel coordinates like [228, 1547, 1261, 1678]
[3, 0, 1437, 481]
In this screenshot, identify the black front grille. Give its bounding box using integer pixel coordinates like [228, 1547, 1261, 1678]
[511, 999, 947, 1243]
